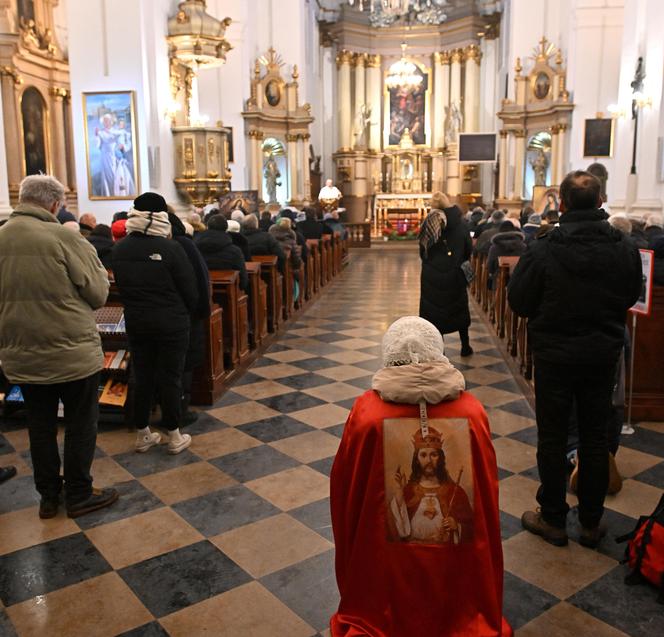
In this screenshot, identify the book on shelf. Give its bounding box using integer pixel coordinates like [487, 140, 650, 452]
[103, 352, 115, 369]
[99, 378, 128, 407]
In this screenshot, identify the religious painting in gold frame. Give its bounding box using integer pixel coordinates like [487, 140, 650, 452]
[583, 118, 614, 158]
[383, 59, 431, 149]
[82, 90, 140, 200]
[265, 79, 282, 107]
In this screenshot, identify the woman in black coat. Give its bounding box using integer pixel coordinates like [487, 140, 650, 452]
[419, 193, 473, 356]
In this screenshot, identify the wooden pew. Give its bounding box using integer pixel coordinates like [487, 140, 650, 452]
[209, 270, 250, 368]
[323, 235, 334, 283]
[307, 240, 321, 295]
[332, 232, 342, 276]
[295, 260, 306, 309]
[304, 244, 315, 301]
[495, 257, 520, 340]
[251, 255, 282, 333]
[191, 303, 226, 405]
[282, 247, 294, 320]
[319, 236, 330, 286]
[246, 262, 268, 349]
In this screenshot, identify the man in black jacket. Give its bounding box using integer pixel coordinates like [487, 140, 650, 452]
[241, 213, 286, 272]
[508, 171, 641, 548]
[112, 193, 198, 455]
[194, 215, 248, 291]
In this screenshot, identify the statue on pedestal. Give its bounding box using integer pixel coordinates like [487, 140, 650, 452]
[444, 102, 463, 147]
[264, 156, 281, 204]
[530, 149, 549, 186]
[353, 104, 372, 148]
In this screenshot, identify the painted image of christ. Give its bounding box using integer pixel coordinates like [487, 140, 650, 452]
[385, 420, 474, 545]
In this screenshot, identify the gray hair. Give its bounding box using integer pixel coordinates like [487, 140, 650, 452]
[646, 213, 663, 229]
[609, 214, 631, 236]
[19, 175, 65, 211]
[242, 214, 258, 230]
[490, 210, 505, 223]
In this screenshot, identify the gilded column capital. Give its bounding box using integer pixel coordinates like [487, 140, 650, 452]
[336, 49, 353, 68]
[302, 133, 311, 141]
[450, 48, 464, 64]
[286, 133, 299, 143]
[558, 123, 568, 132]
[0, 66, 23, 85]
[49, 86, 68, 100]
[433, 51, 450, 65]
[366, 53, 381, 68]
[352, 52, 367, 67]
[514, 129, 526, 138]
[550, 124, 560, 134]
[499, 129, 509, 138]
[464, 44, 482, 64]
[247, 129, 264, 140]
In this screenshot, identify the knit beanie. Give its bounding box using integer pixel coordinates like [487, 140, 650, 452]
[125, 192, 170, 237]
[134, 192, 167, 213]
[111, 219, 127, 241]
[227, 219, 241, 233]
[208, 215, 228, 232]
[381, 316, 446, 367]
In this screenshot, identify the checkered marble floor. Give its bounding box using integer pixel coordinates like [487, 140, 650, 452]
[1, 246, 663, 637]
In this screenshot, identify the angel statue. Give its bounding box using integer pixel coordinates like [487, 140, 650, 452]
[264, 156, 281, 204]
[444, 101, 463, 147]
[353, 104, 372, 148]
[530, 149, 549, 186]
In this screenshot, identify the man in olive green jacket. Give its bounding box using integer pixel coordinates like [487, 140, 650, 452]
[0, 175, 118, 519]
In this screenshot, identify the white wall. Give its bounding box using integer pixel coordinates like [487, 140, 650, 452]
[68, 0, 178, 224]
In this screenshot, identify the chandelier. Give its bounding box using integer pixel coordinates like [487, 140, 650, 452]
[346, 0, 448, 27]
[385, 43, 423, 90]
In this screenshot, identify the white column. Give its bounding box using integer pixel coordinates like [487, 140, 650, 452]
[498, 130, 508, 199]
[353, 53, 366, 148]
[366, 54, 382, 151]
[550, 126, 560, 186]
[287, 134, 299, 202]
[49, 90, 69, 189]
[0, 79, 11, 218]
[299, 134, 310, 201]
[336, 49, 353, 151]
[513, 130, 526, 200]
[556, 124, 567, 184]
[463, 45, 481, 133]
[432, 53, 445, 149]
[450, 48, 462, 110]
[248, 131, 259, 191]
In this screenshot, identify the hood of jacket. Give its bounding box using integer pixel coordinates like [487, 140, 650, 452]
[491, 230, 525, 251]
[547, 208, 624, 277]
[372, 361, 465, 405]
[270, 225, 296, 241]
[195, 228, 233, 250]
[11, 202, 59, 224]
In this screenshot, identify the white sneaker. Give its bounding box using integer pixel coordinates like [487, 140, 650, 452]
[135, 431, 162, 453]
[168, 432, 192, 455]
[621, 425, 635, 435]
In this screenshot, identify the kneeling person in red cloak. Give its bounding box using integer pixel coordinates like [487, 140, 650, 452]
[330, 316, 512, 637]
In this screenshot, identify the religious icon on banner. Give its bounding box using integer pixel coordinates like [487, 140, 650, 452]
[83, 91, 139, 200]
[384, 418, 474, 545]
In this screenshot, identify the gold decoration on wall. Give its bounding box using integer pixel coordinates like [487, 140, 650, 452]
[450, 48, 464, 64]
[515, 57, 522, 75]
[366, 54, 382, 68]
[465, 44, 482, 63]
[336, 49, 353, 67]
[0, 66, 23, 85]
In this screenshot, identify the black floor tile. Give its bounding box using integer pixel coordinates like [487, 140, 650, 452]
[620, 427, 664, 456]
[209, 445, 299, 482]
[290, 498, 333, 542]
[344, 376, 373, 391]
[569, 565, 664, 637]
[112, 448, 200, 479]
[500, 511, 523, 541]
[232, 371, 263, 387]
[237, 415, 315, 443]
[172, 484, 279, 536]
[334, 398, 359, 411]
[277, 373, 331, 391]
[119, 541, 251, 618]
[308, 456, 335, 477]
[257, 392, 326, 414]
[0, 608, 17, 636]
[210, 390, 246, 408]
[502, 571, 558, 631]
[508, 426, 538, 447]
[0, 475, 39, 514]
[180, 411, 229, 436]
[490, 379, 524, 394]
[290, 357, 340, 372]
[74, 480, 164, 530]
[261, 550, 339, 632]
[632, 460, 664, 489]
[325, 423, 346, 438]
[0, 433, 15, 455]
[500, 399, 535, 419]
[498, 467, 514, 481]
[0, 533, 112, 606]
[567, 506, 637, 562]
[115, 621, 170, 637]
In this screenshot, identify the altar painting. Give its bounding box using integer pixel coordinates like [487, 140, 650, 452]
[386, 64, 429, 147]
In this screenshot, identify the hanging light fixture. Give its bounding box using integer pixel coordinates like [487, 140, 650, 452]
[345, 0, 448, 28]
[385, 42, 423, 91]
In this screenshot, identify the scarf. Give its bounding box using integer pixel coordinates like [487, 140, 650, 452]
[419, 209, 447, 259]
[125, 208, 171, 238]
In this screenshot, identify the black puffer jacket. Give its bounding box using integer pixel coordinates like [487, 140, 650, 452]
[242, 227, 286, 272]
[419, 205, 472, 335]
[194, 229, 248, 291]
[111, 233, 198, 335]
[508, 209, 642, 365]
[653, 236, 664, 286]
[298, 219, 334, 241]
[270, 224, 303, 270]
[646, 225, 664, 247]
[88, 231, 114, 270]
[487, 229, 527, 284]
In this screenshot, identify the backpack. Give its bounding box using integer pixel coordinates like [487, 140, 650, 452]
[617, 493, 664, 604]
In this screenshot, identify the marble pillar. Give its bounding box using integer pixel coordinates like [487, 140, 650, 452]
[513, 129, 526, 200]
[336, 50, 353, 151]
[50, 89, 69, 189]
[299, 134, 310, 201]
[449, 48, 463, 111]
[446, 144, 460, 196]
[353, 53, 366, 149]
[0, 83, 11, 218]
[550, 125, 560, 186]
[556, 124, 567, 184]
[248, 130, 260, 192]
[498, 130, 508, 199]
[0, 73, 21, 194]
[366, 54, 382, 152]
[287, 133, 299, 203]
[432, 52, 449, 149]
[463, 45, 481, 133]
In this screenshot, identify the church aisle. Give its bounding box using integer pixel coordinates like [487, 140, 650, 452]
[1, 246, 663, 637]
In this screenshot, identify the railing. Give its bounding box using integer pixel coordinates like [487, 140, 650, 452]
[346, 222, 372, 248]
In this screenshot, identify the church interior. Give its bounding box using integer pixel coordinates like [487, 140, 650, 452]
[1, 1, 664, 636]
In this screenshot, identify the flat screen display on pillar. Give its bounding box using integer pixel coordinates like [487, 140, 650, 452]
[459, 133, 497, 163]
